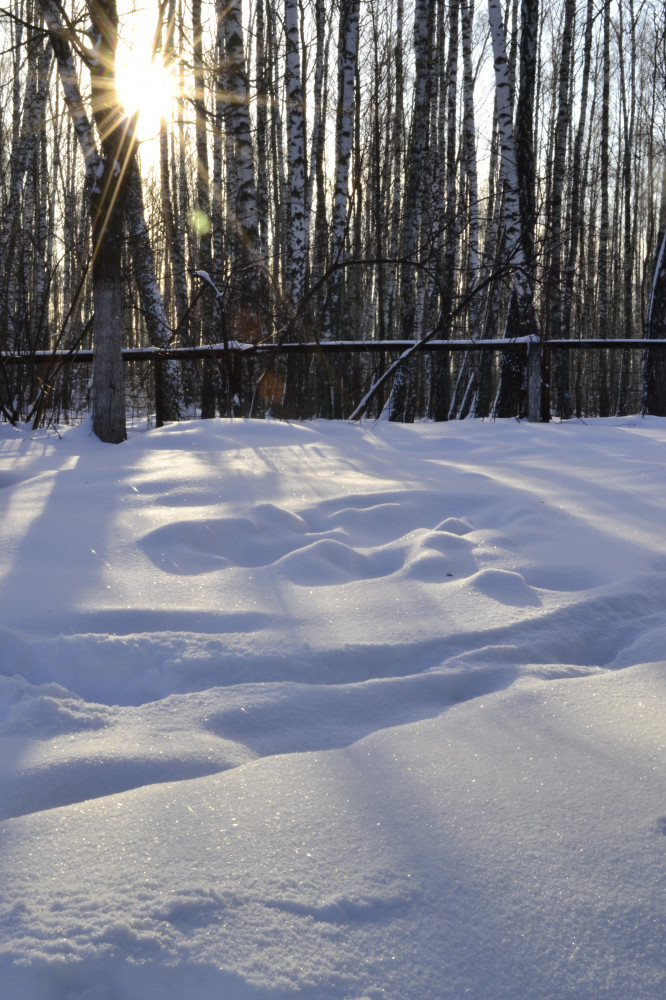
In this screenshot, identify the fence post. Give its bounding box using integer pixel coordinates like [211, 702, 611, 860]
[153, 354, 165, 428]
[527, 337, 543, 422]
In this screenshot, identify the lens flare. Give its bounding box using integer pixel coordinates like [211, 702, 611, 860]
[116, 43, 175, 140]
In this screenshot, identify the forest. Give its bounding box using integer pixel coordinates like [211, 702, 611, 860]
[1, 0, 666, 440]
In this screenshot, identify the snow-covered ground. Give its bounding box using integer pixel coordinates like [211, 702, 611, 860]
[0, 415, 664, 1000]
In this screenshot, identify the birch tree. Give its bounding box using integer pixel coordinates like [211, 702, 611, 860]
[305, 0, 329, 299]
[389, 0, 433, 421]
[597, 0, 611, 415]
[124, 163, 184, 424]
[488, 0, 539, 417]
[217, 0, 260, 339]
[561, 0, 594, 342]
[0, 23, 52, 300]
[38, 0, 134, 442]
[324, 0, 360, 342]
[460, 0, 479, 326]
[644, 166, 666, 414]
[285, 0, 307, 309]
[546, 0, 574, 415]
[37, 0, 183, 439]
[515, 0, 538, 280]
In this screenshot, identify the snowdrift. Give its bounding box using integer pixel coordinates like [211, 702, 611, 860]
[0, 416, 664, 999]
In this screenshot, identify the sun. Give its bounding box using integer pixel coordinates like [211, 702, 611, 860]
[116, 42, 176, 141]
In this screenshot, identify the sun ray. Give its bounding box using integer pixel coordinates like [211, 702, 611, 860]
[115, 39, 175, 142]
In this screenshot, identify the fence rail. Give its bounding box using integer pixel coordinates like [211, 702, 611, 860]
[3, 337, 666, 426]
[4, 337, 666, 365]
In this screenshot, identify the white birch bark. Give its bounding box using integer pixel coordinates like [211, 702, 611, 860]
[598, 0, 611, 342]
[38, 0, 182, 437]
[285, 0, 307, 307]
[646, 164, 666, 337]
[91, 278, 125, 442]
[266, 0, 288, 292]
[487, 0, 532, 311]
[441, 0, 458, 331]
[562, 0, 593, 339]
[330, 0, 360, 263]
[0, 31, 52, 285]
[39, 0, 127, 441]
[304, 0, 327, 288]
[547, 0, 574, 341]
[218, 0, 258, 247]
[160, 119, 188, 334]
[515, 0, 538, 277]
[643, 166, 666, 413]
[488, 0, 540, 418]
[192, 0, 211, 270]
[546, 0, 575, 416]
[428, 0, 457, 419]
[461, 0, 479, 329]
[125, 163, 184, 423]
[10, 0, 23, 154]
[211, 80, 225, 294]
[384, 0, 404, 335]
[399, 0, 430, 274]
[322, 0, 360, 341]
[38, 0, 100, 185]
[255, 0, 270, 261]
[617, 0, 636, 343]
[389, 0, 433, 420]
[36, 53, 54, 320]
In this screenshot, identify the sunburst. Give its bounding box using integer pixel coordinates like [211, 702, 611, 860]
[115, 38, 175, 142]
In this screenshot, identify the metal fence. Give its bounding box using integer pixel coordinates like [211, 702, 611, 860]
[2, 338, 666, 428]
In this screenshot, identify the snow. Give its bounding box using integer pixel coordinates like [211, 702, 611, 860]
[0, 415, 664, 999]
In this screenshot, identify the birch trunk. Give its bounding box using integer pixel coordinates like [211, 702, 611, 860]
[191, 0, 212, 273]
[384, 0, 404, 339]
[515, 0, 538, 281]
[546, 0, 573, 339]
[218, 0, 260, 342]
[461, 0, 479, 327]
[324, 0, 360, 342]
[255, 0, 270, 264]
[562, 0, 593, 340]
[39, 0, 184, 438]
[219, 0, 259, 251]
[429, 0, 457, 419]
[0, 27, 52, 302]
[330, 0, 360, 262]
[598, 0, 611, 340]
[285, 0, 307, 309]
[488, 0, 539, 418]
[616, 0, 637, 414]
[160, 120, 188, 336]
[88, 0, 139, 443]
[644, 163, 666, 414]
[442, 0, 459, 333]
[547, 0, 574, 416]
[389, 0, 432, 421]
[124, 163, 184, 423]
[307, 0, 329, 302]
[597, 0, 611, 416]
[40, 0, 134, 442]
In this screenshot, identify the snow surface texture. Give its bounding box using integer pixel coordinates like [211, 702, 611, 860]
[0, 416, 665, 1000]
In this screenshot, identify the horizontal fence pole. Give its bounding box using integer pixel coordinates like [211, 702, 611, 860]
[547, 339, 666, 349]
[0, 339, 525, 364]
[3, 338, 666, 367]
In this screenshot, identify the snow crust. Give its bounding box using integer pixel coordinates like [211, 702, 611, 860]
[0, 416, 664, 999]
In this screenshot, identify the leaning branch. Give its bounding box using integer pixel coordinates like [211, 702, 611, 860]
[348, 267, 513, 421]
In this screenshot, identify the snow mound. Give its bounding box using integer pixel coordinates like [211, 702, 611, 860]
[1, 416, 665, 999]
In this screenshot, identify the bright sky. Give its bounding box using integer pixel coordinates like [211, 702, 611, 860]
[115, 3, 177, 144]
